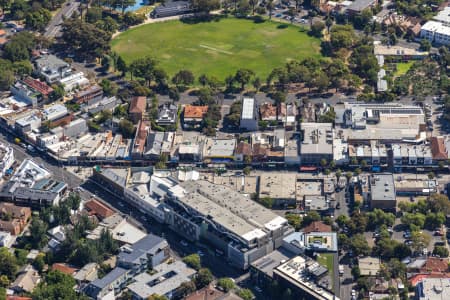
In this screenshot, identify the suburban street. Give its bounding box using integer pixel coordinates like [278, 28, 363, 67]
[0, 128, 82, 188]
[79, 179, 244, 279]
[44, 0, 80, 38]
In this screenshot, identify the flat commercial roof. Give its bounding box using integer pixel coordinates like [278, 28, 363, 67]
[251, 248, 294, 278]
[370, 174, 396, 202]
[274, 256, 339, 300]
[241, 97, 255, 120]
[178, 180, 287, 242]
[259, 173, 297, 200]
[301, 123, 333, 155]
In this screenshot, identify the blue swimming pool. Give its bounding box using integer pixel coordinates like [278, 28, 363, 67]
[123, 0, 150, 12]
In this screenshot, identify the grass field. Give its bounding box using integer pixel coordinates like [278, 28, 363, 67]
[317, 253, 334, 283]
[111, 17, 322, 81]
[395, 61, 414, 76]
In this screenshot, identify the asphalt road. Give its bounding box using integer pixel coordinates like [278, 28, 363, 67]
[44, 0, 80, 38]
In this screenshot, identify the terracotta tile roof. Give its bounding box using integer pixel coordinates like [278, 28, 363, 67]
[409, 273, 450, 286]
[185, 285, 225, 300]
[278, 103, 287, 118]
[420, 257, 449, 273]
[235, 142, 252, 156]
[129, 96, 146, 113]
[252, 143, 268, 157]
[84, 199, 115, 219]
[302, 221, 332, 234]
[7, 296, 33, 300]
[184, 105, 208, 119]
[52, 263, 78, 275]
[0, 29, 6, 36]
[431, 137, 447, 160]
[259, 103, 277, 120]
[134, 120, 149, 154]
[23, 77, 54, 96]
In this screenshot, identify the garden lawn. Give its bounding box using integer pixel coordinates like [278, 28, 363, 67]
[317, 253, 334, 283]
[395, 61, 414, 76]
[111, 17, 322, 81]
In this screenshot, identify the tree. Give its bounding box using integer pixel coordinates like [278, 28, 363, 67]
[429, 194, 450, 215]
[217, 277, 235, 292]
[118, 119, 135, 138]
[259, 197, 274, 209]
[366, 209, 395, 230]
[29, 218, 48, 249]
[177, 280, 196, 297]
[350, 234, 371, 256]
[285, 213, 302, 230]
[195, 268, 213, 289]
[66, 192, 81, 211]
[320, 158, 327, 168]
[420, 39, 431, 52]
[234, 68, 255, 90]
[32, 270, 78, 300]
[271, 91, 286, 106]
[0, 68, 14, 91]
[401, 212, 426, 230]
[410, 231, 431, 253]
[249, 0, 257, 14]
[243, 166, 251, 175]
[237, 288, 254, 300]
[433, 246, 449, 257]
[183, 254, 201, 270]
[129, 56, 158, 85]
[302, 211, 321, 227]
[190, 0, 220, 14]
[61, 19, 111, 59]
[147, 295, 169, 300]
[0, 247, 18, 280]
[25, 8, 52, 31]
[310, 21, 325, 38]
[3, 32, 36, 62]
[95, 16, 119, 34]
[117, 56, 128, 77]
[172, 70, 195, 88]
[168, 87, 180, 102]
[100, 79, 118, 96]
[266, 0, 274, 19]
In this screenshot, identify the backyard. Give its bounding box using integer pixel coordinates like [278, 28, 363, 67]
[111, 16, 322, 81]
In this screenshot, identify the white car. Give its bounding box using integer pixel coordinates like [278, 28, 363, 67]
[351, 289, 356, 297]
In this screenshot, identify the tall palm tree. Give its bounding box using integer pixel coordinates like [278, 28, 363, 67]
[266, 0, 274, 19]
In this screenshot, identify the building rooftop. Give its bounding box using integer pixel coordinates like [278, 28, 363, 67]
[259, 173, 297, 200]
[241, 97, 256, 120]
[251, 248, 294, 278]
[11, 159, 51, 187]
[84, 199, 115, 219]
[300, 123, 334, 155]
[347, 0, 376, 12]
[431, 136, 448, 160]
[89, 267, 128, 290]
[118, 234, 168, 265]
[184, 105, 208, 119]
[35, 55, 69, 73]
[358, 257, 381, 276]
[127, 261, 196, 299]
[370, 174, 396, 202]
[259, 102, 277, 120]
[374, 44, 428, 56]
[42, 104, 68, 121]
[274, 256, 339, 300]
[416, 277, 450, 300]
[177, 180, 288, 243]
[421, 20, 450, 36]
[302, 221, 332, 234]
[204, 138, 236, 158]
[129, 96, 146, 114]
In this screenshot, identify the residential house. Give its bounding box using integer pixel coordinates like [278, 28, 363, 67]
[0, 203, 31, 235]
[117, 234, 170, 275]
[127, 261, 196, 300]
[129, 96, 147, 124]
[183, 105, 208, 129]
[131, 120, 150, 158]
[51, 263, 78, 276]
[235, 142, 252, 162]
[11, 265, 41, 293]
[84, 199, 115, 220]
[156, 104, 178, 126]
[34, 55, 71, 84]
[259, 102, 277, 122]
[73, 85, 104, 104]
[431, 136, 448, 162]
[346, 0, 378, 15]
